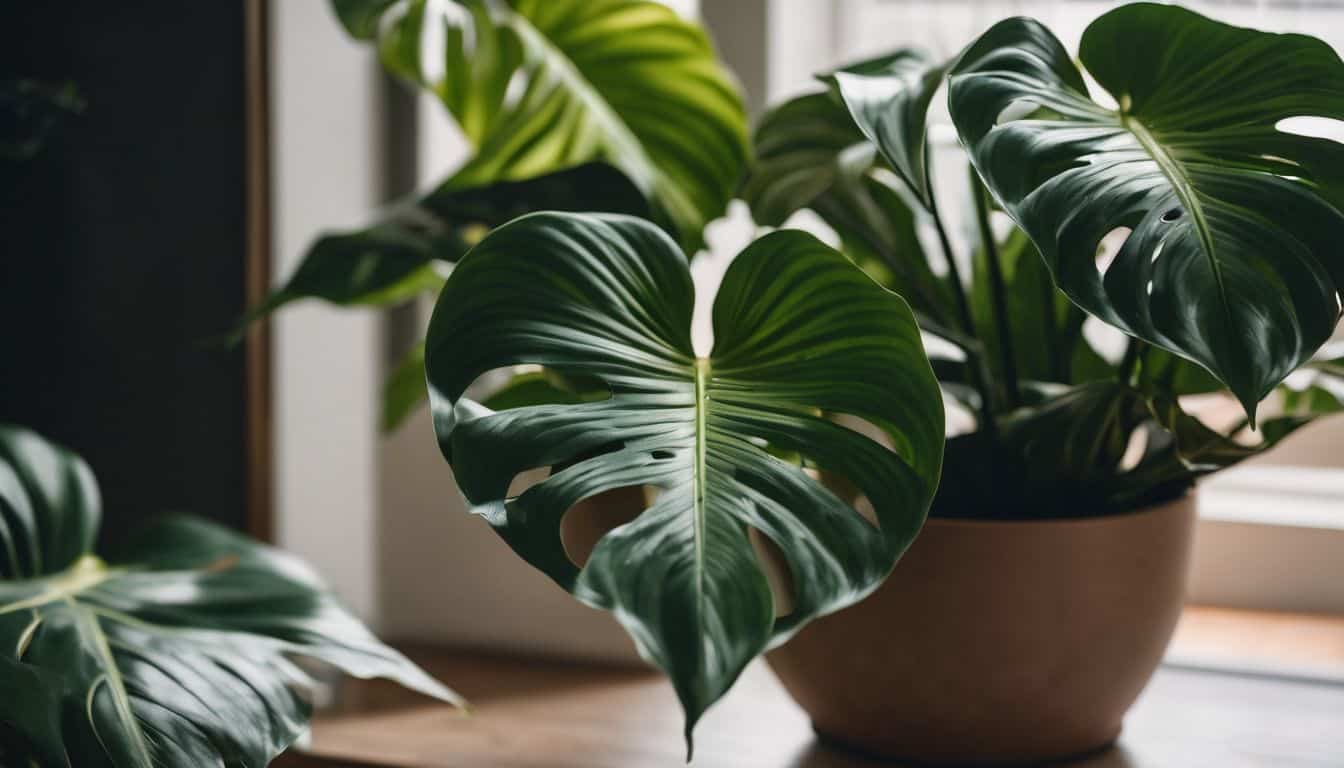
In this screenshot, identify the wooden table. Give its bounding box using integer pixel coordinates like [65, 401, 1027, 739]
[275, 642, 1344, 767]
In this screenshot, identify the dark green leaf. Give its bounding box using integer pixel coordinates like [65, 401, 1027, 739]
[330, 0, 399, 39]
[0, 428, 99, 580]
[424, 212, 943, 747]
[742, 90, 957, 336]
[239, 162, 649, 334]
[0, 426, 460, 768]
[0, 656, 67, 767]
[337, 0, 749, 253]
[1116, 395, 1312, 509]
[950, 4, 1344, 420]
[997, 381, 1151, 507]
[822, 49, 949, 208]
[935, 381, 1157, 518]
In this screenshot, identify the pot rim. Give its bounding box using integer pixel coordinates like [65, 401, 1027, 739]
[923, 489, 1194, 531]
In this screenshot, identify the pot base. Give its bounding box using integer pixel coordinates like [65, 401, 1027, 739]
[766, 494, 1196, 766]
[812, 725, 1120, 767]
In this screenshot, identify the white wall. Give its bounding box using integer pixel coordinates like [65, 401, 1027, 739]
[271, 2, 383, 621]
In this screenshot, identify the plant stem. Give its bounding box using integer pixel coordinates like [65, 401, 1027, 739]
[922, 154, 998, 435]
[1038, 259, 1059, 381]
[1117, 338, 1146, 385]
[925, 174, 976, 340]
[970, 168, 1020, 408]
[1057, 304, 1086, 383]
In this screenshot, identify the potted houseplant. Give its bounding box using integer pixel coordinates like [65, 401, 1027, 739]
[743, 4, 1344, 761]
[248, 0, 1344, 763]
[0, 425, 459, 766]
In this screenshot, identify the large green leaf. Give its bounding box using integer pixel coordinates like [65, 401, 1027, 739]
[950, 3, 1344, 420]
[742, 90, 955, 331]
[822, 50, 948, 208]
[240, 163, 648, 328]
[335, 0, 748, 252]
[424, 212, 943, 748]
[0, 426, 459, 768]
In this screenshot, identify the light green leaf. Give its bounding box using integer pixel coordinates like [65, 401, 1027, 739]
[382, 342, 428, 432]
[950, 3, 1344, 420]
[424, 212, 943, 748]
[336, 0, 749, 253]
[0, 426, 460, 768]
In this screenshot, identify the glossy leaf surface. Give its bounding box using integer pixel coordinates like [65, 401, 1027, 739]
[823, 50, 948, 208]
[742, 91, 954, 330]
[0, 426, 459, 768]
[424, 212, 943, 746]
[242, 163, 647, 326]
[334, 0, 748, 252]
[950, 3, 1344, 419]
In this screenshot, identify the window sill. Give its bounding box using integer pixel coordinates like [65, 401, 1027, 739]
[1169, 604, 1344, 684]
[276, 608, 1344, 768]
[1190, 466, 1344, 615]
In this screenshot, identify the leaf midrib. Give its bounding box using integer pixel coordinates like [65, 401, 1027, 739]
[1120, 112, 1232, 320]
[68, 596, 155, 768]
[0, 556, 117, 616]
[692, 357, 709, 623]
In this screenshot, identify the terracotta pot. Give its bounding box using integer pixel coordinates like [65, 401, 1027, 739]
[765, 493, 1197, 766]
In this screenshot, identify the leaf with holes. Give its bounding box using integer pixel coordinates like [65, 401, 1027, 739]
[0, 425, 459, 768]
[949, 3, 1344, 420]
[334, 0, 748, 253]
[424, 212, 943, 750]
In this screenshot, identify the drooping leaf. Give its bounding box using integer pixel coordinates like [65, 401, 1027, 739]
[934, 381, 1157, 519]
[0, 426, 460, 768]
[1278, 340, 1344, 418]
[335, 0, 749, 253]
[424, 212, 943, 747]
[1114, 394, 1317, 510]
[742, 91, 955, 330]
[822, 49, 949, 207]
[239, 162, 648, 333]
[950, 3, 1344, 420]
[382, 341, 429, 432]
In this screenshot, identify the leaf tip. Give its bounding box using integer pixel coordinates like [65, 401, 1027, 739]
[1237, 391, 1260, 432]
